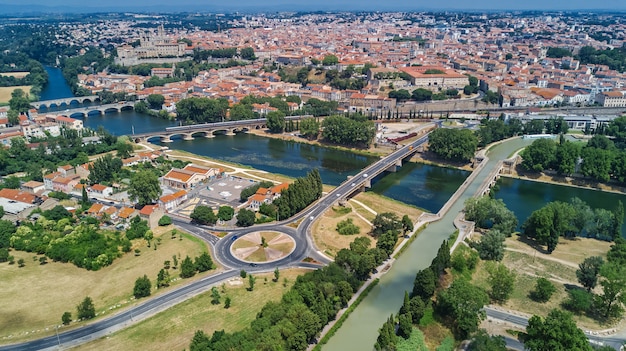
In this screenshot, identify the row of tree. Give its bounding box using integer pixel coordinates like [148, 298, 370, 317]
[521, 134, 626, 183]
[189, 236, 383, 351]
[272, 169, 323, 219]
[476, 116, 568, 147]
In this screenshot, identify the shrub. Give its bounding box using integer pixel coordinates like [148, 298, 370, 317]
[158, 215, 172, 226]
[530, 278, 556, 303]
[336, 218, 360, 235]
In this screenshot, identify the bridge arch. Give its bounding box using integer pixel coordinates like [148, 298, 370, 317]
[103, 107, 121, 114]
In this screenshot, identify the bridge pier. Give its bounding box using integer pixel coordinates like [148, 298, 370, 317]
[204, 132, 215, 138]
[386, 164, 397, 173]
[225, 129, 236, 136]
[183, 133, 194, 141]
[364, 179, 371, 188]
[160, 136, 173, 143]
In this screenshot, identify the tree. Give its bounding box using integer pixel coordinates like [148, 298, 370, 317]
[412, 268, 436, 301]
[190, 205, 217, 225]
[576, 256, 604, 292]
[116, 142, 134, 159]
[388, 89, 412, 101]
[520, 138, 557, 172]
[464, 196, 518, 234]
[473, 230, 506, 261]
[157, 268, 170, 288]
[217, 206, 234, 221]
[487, 263, 516, 304]
[211, 286, 221, 304]
[77, 296, 96, 320]
[412, 88, 433, 101]
[375, 314, 398, 351]
[595, 263, 626, 319]
[409, 296, 426, 323]
[146, 94, 165, 109]
[435, 279, 489, 339]
[128, 170, 162, 206]
[158, 215, 172, 226]
[240, 47, 255, 60]
[431, 240, 451, 277]
[530, 277, 556, 303]
[133, 275, 152, 298]
[62, 311, 72, 325]
[248, 274, 256, 291]
[322, 54, 339, 66]
[17, 258, 25, 267]
[195, 252, 214, 272]
[81, 186, 89, 206]
[525, 309, 592, 351]
[9, 88, 31, 112]
[180, 256, 196, 278]
[467, 329, 506, 351]
[266, 110, 286, 133]
[299, 117, 320, 139]
[274, 267, 280, 282]
[428, 128, 478, 163]
[372, 212, 402, 237]
[398, 312, 413, 339]
[563, 289, 593, 314]
[224, 296, 231, 308]
[236, 209, 255, 227]
[401, 215, 413, 234]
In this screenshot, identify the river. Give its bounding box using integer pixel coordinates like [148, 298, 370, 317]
[495, 177, 626, 235]
[36, 66, 467, 212]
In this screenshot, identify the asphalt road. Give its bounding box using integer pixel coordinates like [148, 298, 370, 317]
[0, 132, 433, 350]
[485, 307, 626, 350]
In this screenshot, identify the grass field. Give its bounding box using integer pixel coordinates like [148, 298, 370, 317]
[471, 235, 614, 330]
[0, 227, 211, 344]
[74, 269, 307, 351]
[0, 72, 29, 78]
[0, 86, 31, 103]
[312, 206, 374, 257]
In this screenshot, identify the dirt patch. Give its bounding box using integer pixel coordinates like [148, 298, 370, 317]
[471, 235, 616, 330]
[231, 232, 295, 262]
[0, 72, 29, 78]
[312, 207, 375, 257]
[0, 86, 32, 103]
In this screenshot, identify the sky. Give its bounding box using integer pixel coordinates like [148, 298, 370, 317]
[1, 0, 626, 11]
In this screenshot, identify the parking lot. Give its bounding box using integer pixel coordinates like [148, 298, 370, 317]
[194, 175, 259, 209]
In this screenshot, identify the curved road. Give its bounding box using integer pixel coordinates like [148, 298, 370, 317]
[0, 132, 432, 350]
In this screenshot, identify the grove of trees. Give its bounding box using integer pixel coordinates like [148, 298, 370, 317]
[428, 128, 479, 162]
[321, 114, 376, 147]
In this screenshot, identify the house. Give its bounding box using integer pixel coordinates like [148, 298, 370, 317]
[86, 203, 105, 216]
[117, 207, 138, 221]
[89, 184, 113, 198]
[247, 193, 270, 211]
[21, 180, 45, 195]
[76, 162, 93, 179]
[162, 169, 204, 189]
[51, 175, 81, 193]
[159, 190, 188, 211]
[57, 165, 75, 177]
[139, 204, 164, 228]
[0, 188, 39, 204]
[162, 164, 220, 189]
[246, 182, 289, 211]
[596, 91, 626, 107]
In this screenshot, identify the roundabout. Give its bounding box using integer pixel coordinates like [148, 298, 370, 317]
[230, 231, 296, 263]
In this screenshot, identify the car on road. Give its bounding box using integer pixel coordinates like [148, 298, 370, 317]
[350, 183, 355, 187]
[363, 173, 368, 178]
[336, 193, 341, 197]
[231, 235, 238, 241]
[310, 216, 315, 221]
[249, 263, 257, 267]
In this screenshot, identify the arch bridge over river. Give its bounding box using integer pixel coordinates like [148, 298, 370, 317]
[32, 95, 100, 109]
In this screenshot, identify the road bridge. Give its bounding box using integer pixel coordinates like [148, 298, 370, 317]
[32, 96, 100, 109]
[53, 102, 137, 118]
[130, 115, 311, 143]
[0, 123, 433, 351]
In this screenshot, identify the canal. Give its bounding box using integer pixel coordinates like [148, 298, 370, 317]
[323, 137, 535, 351]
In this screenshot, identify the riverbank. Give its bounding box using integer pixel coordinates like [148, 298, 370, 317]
[504, 166, 626, 195]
